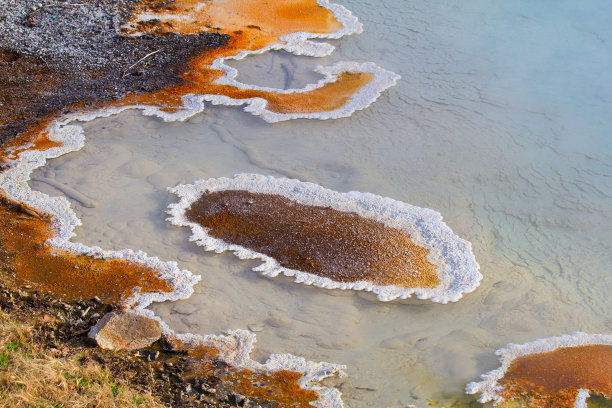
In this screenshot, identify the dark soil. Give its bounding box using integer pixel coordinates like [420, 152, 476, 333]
[0, 0, 228, 145]
[0, 280, 267, 407]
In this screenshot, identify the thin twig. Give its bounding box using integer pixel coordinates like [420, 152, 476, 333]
[122, 49, 161, 77]
[0, 194, 45, 219]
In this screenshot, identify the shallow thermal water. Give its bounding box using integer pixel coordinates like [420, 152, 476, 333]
[30, 0, 611, 407]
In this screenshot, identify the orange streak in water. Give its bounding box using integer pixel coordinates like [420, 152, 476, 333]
[0, 193, 172, 305]
[120, 0, 372, 115]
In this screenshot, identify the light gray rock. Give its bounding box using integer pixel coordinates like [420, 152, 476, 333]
[89, 311, 161, 350]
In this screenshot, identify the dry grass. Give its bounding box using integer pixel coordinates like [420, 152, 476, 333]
[0, 310, 166, 408]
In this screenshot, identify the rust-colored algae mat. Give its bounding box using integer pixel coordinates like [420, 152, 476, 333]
[178, 345, 319, 408]
[124, 0, 342, 38]
[499, 345, 612, 407]
[185, 190, 440, 288]
[231, 368, 318, 408]
[121, 59, 374, 115]
[0, 196, 172, 305]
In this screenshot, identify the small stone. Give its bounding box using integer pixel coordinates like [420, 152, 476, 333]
[265, 315, 291, 328]
[248, 324, 263, 332]
[88, 311, 161, 350]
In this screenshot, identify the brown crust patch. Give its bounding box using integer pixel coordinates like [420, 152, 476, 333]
[185, 190, 440, 288]
[231, 368, 318, 407]
[499, 345, 612, 407]
[0, 193, 172, 305]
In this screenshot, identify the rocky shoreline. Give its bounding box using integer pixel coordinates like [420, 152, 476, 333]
[0, 279, 293, 407]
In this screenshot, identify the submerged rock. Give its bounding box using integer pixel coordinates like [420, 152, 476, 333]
[466, 332, 612, 407]
[89, 311, 162, 350]
[167, 174, 481, 303]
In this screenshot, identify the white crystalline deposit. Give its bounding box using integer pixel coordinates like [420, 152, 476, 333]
[466, 332, 612, 407]
[206, 60, 400, 123]
[167, 174, 482, 303]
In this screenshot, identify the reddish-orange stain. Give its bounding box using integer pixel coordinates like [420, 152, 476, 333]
[499, 345, 612, 407]
[118, 0, 373, 116]
[125, 0, 342, 38]
[232, 368, 318, 408]
[0, 120, 61, 163]
[185, 190, 440, 288]
[0, 192, 172, 305]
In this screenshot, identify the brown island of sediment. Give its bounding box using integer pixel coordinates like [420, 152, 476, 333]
[185, 190, 440, 288]
[498, 345, 612, 407]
